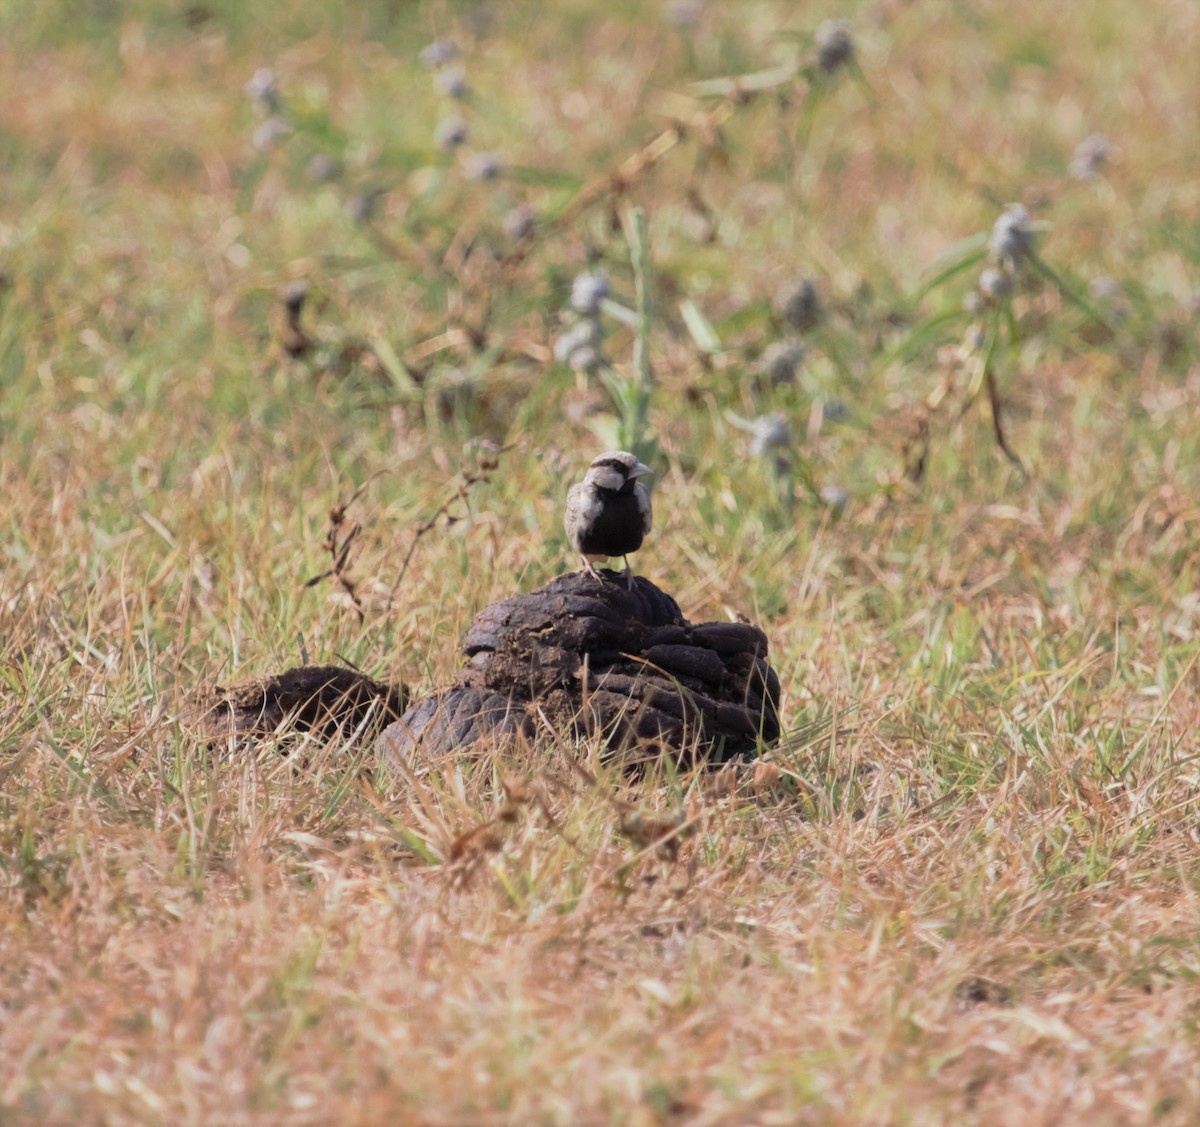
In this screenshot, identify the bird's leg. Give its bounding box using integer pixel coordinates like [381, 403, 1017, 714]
[580, 555, 605, 582]
[622, 556, 635, 589]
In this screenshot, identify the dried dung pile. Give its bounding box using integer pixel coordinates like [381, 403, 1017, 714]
[199, 665, 406, 743]
[380, 571, 781, 766]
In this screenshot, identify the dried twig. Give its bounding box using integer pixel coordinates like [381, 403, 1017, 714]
[303, 475, 382, 622]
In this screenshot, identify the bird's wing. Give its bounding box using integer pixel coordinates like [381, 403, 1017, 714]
[564, 481, 596, 545]
[636, 481, 653, 535]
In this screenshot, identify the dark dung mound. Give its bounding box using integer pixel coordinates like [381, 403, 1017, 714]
[380, 571, 781, 766]
[199, 664, 406, 743]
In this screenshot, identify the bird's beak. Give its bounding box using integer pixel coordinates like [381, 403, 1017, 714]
[630, 462, 652, 479]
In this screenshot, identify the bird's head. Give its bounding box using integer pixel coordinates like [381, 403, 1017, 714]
[584, 450, 652, 494]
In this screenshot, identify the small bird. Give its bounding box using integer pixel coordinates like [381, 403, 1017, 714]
[564, 451, 653, 588]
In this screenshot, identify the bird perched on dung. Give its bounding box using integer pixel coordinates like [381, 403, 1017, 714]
[564, 451, 653, 588]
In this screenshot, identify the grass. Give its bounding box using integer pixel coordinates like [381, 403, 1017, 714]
[2, 0, 1200, 1122]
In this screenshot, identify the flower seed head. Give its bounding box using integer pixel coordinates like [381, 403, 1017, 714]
[815, 19, 855, 74]
[1069, 133, 1111, 180]
[988, 204, 1036, 269]
[245, 67, 280, 113]
[978, 267, 1013, 301]
[554, 317, 605, 364]
[281, 280, 309, 316]
[819, 484, 849, 511]
[346, 188, 384, 224]
[420, 39, 458, 68]
[776, 277, 823, 332]
[570, 271, 610, 314]
[749, 413, 790, 457]
[503, 204, 536, 241]
[1088, 275, 1122, 301]
[434, 115, 469, 150]
[434, 68, 468, 99]
[760, 339, 806, 385]
[466, 151, 503, 181]
[252, 116, 290, 152]
[305, 154, 342, 183]
[567, 345, 603, 374]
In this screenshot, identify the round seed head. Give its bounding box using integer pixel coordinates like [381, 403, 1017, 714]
[434, 115, 469, 150]
[776, 277, 823, 332]
[570, 271, 610, 314]
[434, 68, 468, 99]
[281, 280, 309, 315]
[760, 339, 806, 385]
[749, 413, 790, 457]
[466, 151, 503, 181]
[1088, 275, 1122, 301]
[245, 67, 280, 113]
[503, 204, 536, 241]
[252, 116, 290, 152]
[964, 324, 986, 351]
[346, 188, 383, 224]
[988, 204, 1036, 268]
[819, 484, 850, 512]
[1069, 133, 1111, 180]
[815, 19, 855, 74]
[305, 154, 342, 183]
[420, 39, 458, 68]
[978, 267, 1013, 301]
[554, 317, 605, 364]
[567, 345, 603, 374]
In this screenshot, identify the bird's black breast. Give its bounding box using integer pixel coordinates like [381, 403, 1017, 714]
[576, 489, 646, 556]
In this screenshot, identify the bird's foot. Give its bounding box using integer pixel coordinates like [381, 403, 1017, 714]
[581, 557, 605, 582]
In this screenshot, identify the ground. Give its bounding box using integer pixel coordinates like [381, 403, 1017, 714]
[2, 0, 1200, 1123]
